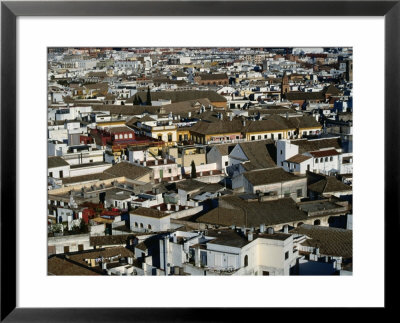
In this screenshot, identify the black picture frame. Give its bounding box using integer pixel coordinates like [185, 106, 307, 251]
[1, 0, 397, 321]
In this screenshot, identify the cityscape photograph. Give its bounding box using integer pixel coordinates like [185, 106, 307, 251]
[47, 47, 353, 276]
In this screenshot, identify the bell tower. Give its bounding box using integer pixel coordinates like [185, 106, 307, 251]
[281, 72, 290, 101]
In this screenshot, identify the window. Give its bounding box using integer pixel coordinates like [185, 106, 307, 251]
[315, 158, 319, 163]
[278, 134, 282, 139]
[297, 188, 302, 197]
[124, 134, 128, 139]
[330, 156, 333, 161]
[140, 223, 143, 228]
[251, 136, 255, 141]
[158, 135, 162, 141]
[244, 255, 248, 267]
[264, 135, 268, 139]
[49, 172, 53, 177]
[262, 271, 270, 276]
[258, 135, 261, 140]
[271, 134, 274, 140]
[64, 246, 70, 253]
[225, 161, 228, 166]
[59, 170, 63, 178]
[129, 133, 133, 138]
[168, 169, 172, 174]
[280, 150, 283, 155]
[78, 244, 84, 251]
[179, 135, 182, 142]
[320, 158, 323, 163]
[325, 157, 328, 162]
[115, 201, 118, 207]
[284, 191, 290, 198]
[236, 136, 239, 139]
[135, 222, 138, 227]
[168, 134, 172, 142]
[285, 251, 289, 260]
[303, 131, 307, 136]
[147, 224, 152, 230]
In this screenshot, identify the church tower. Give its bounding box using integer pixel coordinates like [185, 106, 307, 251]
[281, 72, 290, 101]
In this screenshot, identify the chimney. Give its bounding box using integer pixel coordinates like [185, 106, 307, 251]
[199, 171, 203, 176]
[267, 227, 274, 234]
[230, 114, 233, 121]
[167, 204, 171, 210]
[175, 204, 179, 211]
[242, 120, 246, 127]
[188, 111, 191, 118]
[179, 174, 182, 180]
[173, 235, 177, 243]
[143, 161, 147, 167]
[157, 206, 161, 211]
[260, 224, 265, 233]
[155, 159, 158, 165]
[283, 225, 289, 233]
[248, 232, 253, 241]
[164, 158, 167, 165]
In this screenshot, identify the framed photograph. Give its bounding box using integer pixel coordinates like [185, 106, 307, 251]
[1, 0, 397, 321]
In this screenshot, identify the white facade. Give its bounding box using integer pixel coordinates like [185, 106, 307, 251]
[62, 148, 104, 165]
[129, 213, 171, 233]
[48, 164, 70, 179]
[48, 233, 92, 255]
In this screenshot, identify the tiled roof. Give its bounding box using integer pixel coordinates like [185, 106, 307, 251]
[130, 207, 168, 218]
[130, 90, 227, 103]
[103, 162, 152, 181]
[190, 120, 244, 135]
[237, 139, 276, 170]
[48, 156, 70, 168]
[291, 138, 342, 154]
[291, 224, 352, 258]
[308, 175, 352, 194]
[48, 256, 101, 276]
[309, 149, 339, 158]
[286, 154, 312, 163]
[197, 73, 228, 80]
[197, 196, 307, 227]
[213, 143, 235, 156]
[243, 167, 305, 186]
[283, 91, 325, 101]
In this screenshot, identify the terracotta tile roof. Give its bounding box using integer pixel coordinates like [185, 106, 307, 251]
[197, 196, 307, 227]
[48, 156, 70, 168]
[130, 90, 227, 104]
[243, 167, 305, 186]
[308, 175, 352, 194]
[309, 149, 339, 158]
[237, 139, 276, 170]
[190, 120, 244, 135]
[286, 154, 312, 163]
[103, 162, 152, 181]
[291, 138, 342, 154]
[291, 224, 352, 258]
[48, 256, 101, 276]
[130, 207, 168, 218]
[197, 73, 228, 81]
